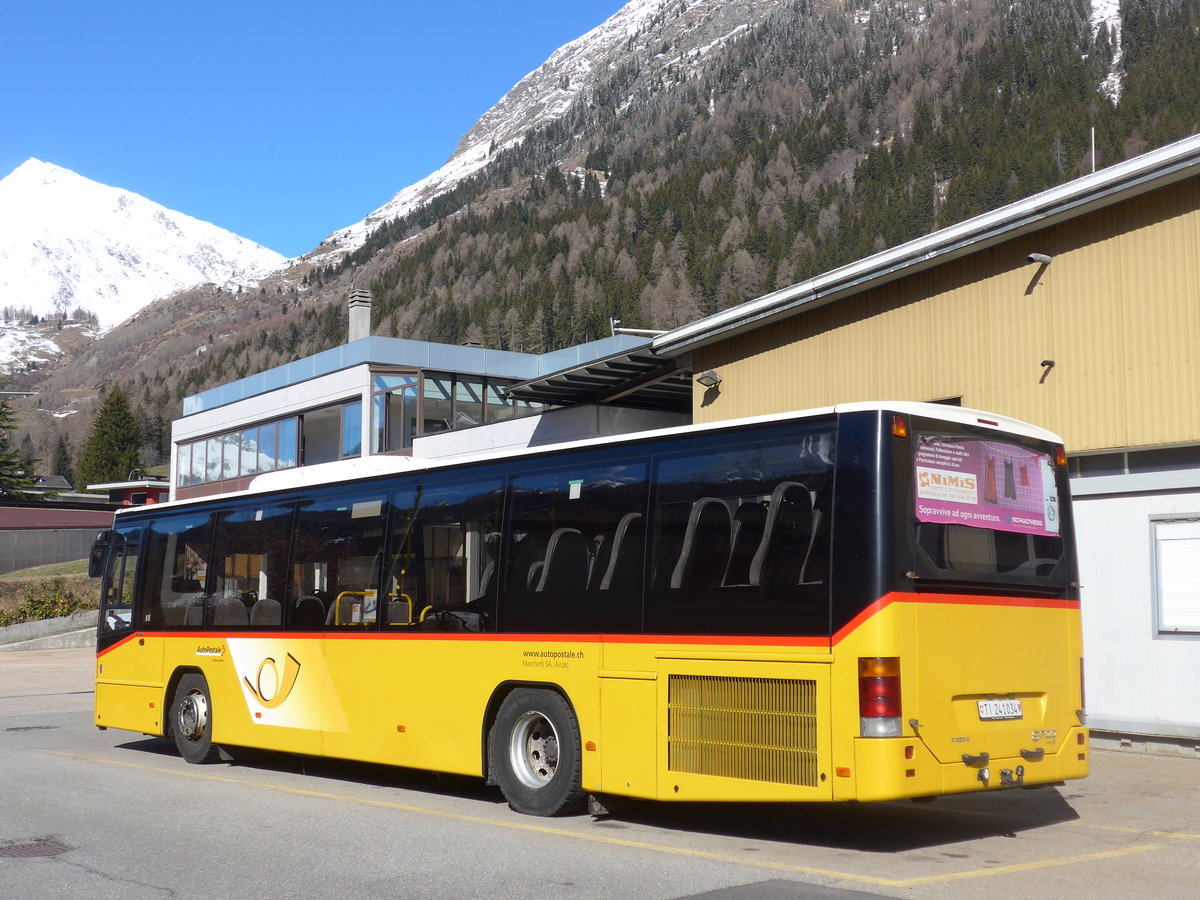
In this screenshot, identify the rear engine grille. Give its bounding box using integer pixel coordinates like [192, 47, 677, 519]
[667, 674, 819, 787]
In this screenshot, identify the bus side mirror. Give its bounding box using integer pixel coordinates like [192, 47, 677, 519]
[89, 530, 115, 578]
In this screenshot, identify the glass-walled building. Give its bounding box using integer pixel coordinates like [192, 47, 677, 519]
[171, 334, 655, 500]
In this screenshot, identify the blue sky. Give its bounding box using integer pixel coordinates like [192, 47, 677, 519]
[1, 1, 626, 258]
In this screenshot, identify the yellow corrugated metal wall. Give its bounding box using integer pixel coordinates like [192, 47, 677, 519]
[693, 178, 1200, 453]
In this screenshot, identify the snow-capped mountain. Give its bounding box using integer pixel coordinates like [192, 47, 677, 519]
[321, 0, 780, 253]
[0, 158, 286, 331]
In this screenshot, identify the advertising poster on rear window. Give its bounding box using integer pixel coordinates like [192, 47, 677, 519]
[914, 436, 1060, 537]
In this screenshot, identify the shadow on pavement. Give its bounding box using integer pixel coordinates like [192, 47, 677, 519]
[114, 734, 1079, 852]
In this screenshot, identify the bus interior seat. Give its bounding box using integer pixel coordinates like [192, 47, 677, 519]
[670, 497, 732, 591]
[511, 532, 548, 591]
[598, 512, 643, 592]
[388, 596, 425, 626]
[994, 530, 1052, 574]
[945, 524, 997, 572]
[212, 596, 249, 627]
[797, 507, 825, 584]
[723, 501, 767, 586]
[326, 593, 372, 626]
[749, 482, 813, 587]
[160, 594, 194, 627]
[534, 527, 589, 593]
[471, 532, 500, 601]
[292, 595, 325, 626]
[249, 596, 282, 626]
[472, 559, 496, 602]
[182, 596, 206, 626]
[586, 533, 609, 590]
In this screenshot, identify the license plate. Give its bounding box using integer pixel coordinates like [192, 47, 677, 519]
[978, 698, 1023, 720]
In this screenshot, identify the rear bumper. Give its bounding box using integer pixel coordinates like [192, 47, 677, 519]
[851, 727, 1089, 802]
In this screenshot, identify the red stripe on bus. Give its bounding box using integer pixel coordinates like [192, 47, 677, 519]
[96, 632, 139, 658]
[99, 594, 1067, 654]
[128, 629, 828, 648]
[832, 591, 1078, 645]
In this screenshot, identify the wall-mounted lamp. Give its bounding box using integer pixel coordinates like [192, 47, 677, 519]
[1027, 252, 1053, 264]
[696, 370, 723, 388]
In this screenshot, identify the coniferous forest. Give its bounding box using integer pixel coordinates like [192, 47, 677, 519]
[344, 0, 1199, 353]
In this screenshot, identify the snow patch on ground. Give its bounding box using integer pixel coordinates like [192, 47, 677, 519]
[1091, 0, 1124, 104]
[0, 323, 61, 376]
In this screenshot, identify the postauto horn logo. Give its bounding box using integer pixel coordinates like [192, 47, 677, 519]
[243, 653, 301, 709]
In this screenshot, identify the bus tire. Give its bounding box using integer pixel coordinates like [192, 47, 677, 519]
[171, 674, 220, 764]
[490, 688, 586, 816]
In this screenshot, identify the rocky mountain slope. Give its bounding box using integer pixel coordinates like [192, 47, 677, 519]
[320, 0, 782, 254]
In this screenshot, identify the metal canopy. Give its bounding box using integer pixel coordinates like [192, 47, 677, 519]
[503, 344, 692, 412]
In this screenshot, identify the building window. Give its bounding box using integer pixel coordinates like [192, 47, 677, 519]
[1070, 444, 1200, 479]
[190, 441, 206, 485]
[177, 443, 192, 487]
[239, 427, 259, 477]
[342, 400, 363, 458]
[486, 381, 516, 422]
[370, 371, 544, 454]
[421, 372, 546, 436]
[1152, 517, 1200, 636]
[372, 373, 418, 452]
[455, 376, 485, 428]
[302, 401, 362, 466]
[278, 418, 298, 469]
[423, 375, 454, 436]
[257, 423, 277, 474]
[176, 416, 300, 488]
[175, 370, 554, 490]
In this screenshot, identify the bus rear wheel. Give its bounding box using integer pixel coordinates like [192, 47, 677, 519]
[490, 689, 585, 816]
[171, 674, 220, 764]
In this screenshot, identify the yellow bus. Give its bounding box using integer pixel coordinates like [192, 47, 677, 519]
[92, 401, 1087, 815]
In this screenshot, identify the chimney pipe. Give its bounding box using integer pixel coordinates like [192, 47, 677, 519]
[348, 288, 372, 343]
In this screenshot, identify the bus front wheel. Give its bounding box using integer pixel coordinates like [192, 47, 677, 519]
[171, 674, 220, 764]
[490, 689, 585, 816]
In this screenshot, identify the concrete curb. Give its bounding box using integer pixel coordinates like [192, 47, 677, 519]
[0, 610, 98, 652]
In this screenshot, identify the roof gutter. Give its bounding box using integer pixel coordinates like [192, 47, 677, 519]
[652, 133, 1200, 358]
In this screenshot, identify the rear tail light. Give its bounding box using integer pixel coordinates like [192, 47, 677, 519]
[860, 657, 902, 737]
[1055, 445, 1068, 467]
[891, 415, 908, 438]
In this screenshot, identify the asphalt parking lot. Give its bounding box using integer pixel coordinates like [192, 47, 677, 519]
[1, 647, 1197, 899]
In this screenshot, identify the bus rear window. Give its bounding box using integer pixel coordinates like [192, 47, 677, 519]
[911, 431, 1068, 587]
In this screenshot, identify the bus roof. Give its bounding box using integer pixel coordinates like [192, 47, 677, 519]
[122, 401, 1062, 518]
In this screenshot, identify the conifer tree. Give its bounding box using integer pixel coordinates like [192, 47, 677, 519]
[51, 434, 74, 487]
[0, 399, 37, 499]
[76, 388, 141, 488]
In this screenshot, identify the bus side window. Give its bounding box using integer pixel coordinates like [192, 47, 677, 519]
[289, 493, 387, 629]
[394, 476, 503, 631]
[502, 457, 647, 633]
[138, 512, 216, 629]
[210, 504, 293, 629]
[645, 422, 835, 636]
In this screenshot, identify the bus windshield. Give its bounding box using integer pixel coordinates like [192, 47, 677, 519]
[909, 425, 1073, 593]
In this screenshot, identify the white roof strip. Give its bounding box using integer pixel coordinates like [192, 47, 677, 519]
[653, 133, 1200, 356]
